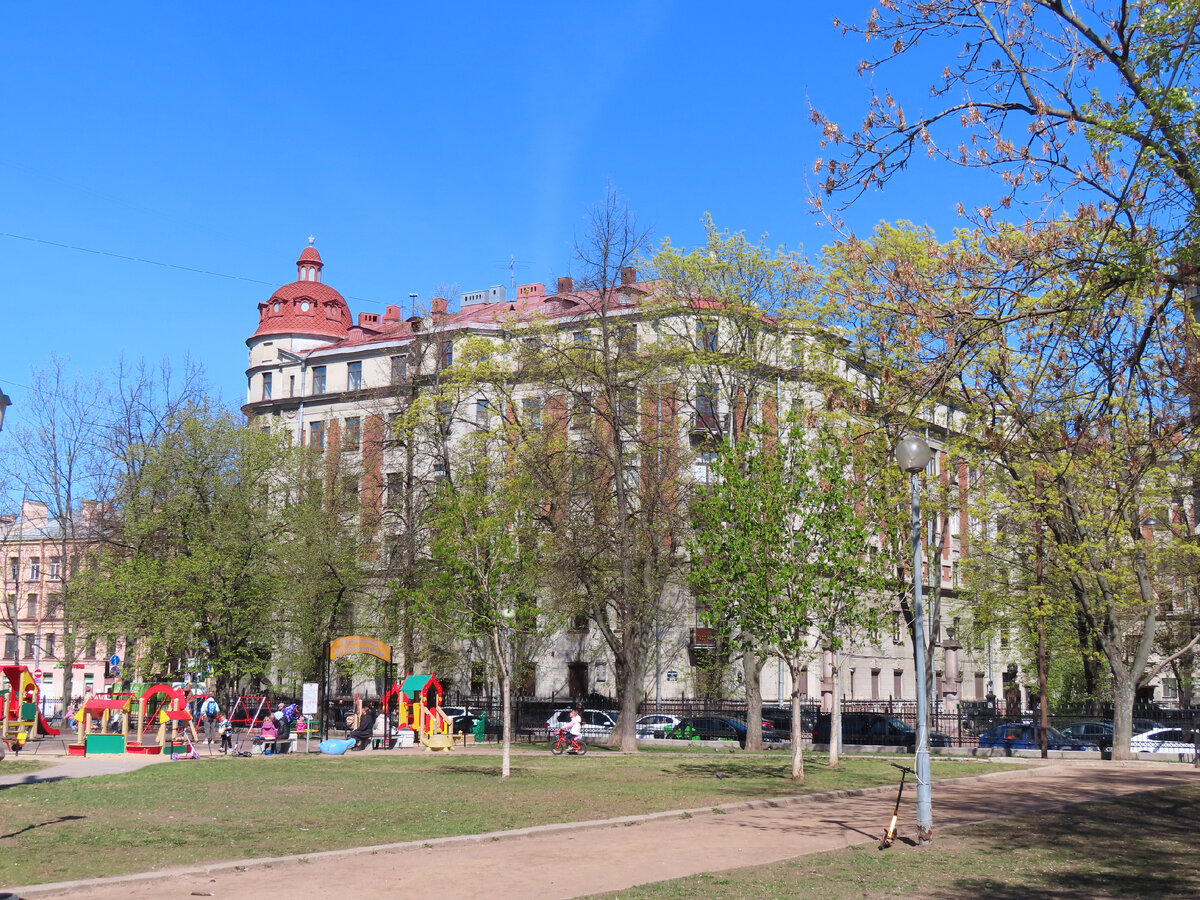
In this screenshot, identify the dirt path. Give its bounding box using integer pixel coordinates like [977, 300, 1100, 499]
[15, 762, 1200, 899]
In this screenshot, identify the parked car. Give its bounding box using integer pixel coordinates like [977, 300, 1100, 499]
[977, 723, 1097, 751]
[544, 708, 618, 739]
[635, 713, 682, 738]
[1130, 727, 1199, 758]
[813, 713, 952, 749]
[664, 716, 783, 747]
[1059, 721, 1114, 755]
[761, 707, 818, 735]
[442, 706, 485, 734]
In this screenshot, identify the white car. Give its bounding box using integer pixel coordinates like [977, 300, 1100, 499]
[545, 708, 617, 739]
[635, 713, 681, 738]
[1130, 727, 1198, 758]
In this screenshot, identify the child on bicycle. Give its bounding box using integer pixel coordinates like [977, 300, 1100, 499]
[568, 707, 583, 750]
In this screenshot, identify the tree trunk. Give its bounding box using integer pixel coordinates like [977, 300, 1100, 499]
[789, 661, 805, 780]
[742, 648, 763, 751]
[828, 656, 841, 767]
[1111, 677, 1135, 761]
[501, 670, 512, 779]
[1038, 614, 1049, 759]
[612, 645, 642, 752]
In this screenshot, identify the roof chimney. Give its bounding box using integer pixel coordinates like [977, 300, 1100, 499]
[557, 276, 573, 295]
[431, 297, 448, 326]
[383, 304, 402, 323]
[620, 266, 637, 286]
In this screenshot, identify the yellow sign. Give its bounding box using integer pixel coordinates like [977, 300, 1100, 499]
[328, 635, 393, 662]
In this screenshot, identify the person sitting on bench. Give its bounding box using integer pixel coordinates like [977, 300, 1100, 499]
[349, 704, 377, 751]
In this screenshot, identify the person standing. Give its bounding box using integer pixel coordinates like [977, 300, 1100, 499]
[202, 696, 220, 744]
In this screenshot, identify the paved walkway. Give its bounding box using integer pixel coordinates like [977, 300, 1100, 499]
[8, 760, 1199, 899]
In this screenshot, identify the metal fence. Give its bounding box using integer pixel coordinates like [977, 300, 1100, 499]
[443, 692, 1200, 747]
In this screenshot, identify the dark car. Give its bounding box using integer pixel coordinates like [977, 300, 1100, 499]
[977, 723, 1097, 752]
[813, 712, 953, 749]
[1059, 721, 1114, 756]
[761, 706, 818, 735]
[666, 716, 783, 747]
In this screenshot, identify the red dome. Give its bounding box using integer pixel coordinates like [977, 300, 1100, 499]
[249, 244, 350, 342]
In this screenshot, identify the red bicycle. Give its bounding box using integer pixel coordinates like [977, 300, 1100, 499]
[550, 728, 587, 755]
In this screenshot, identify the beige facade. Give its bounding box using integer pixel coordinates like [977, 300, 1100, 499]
[243, 244, 1014, 709]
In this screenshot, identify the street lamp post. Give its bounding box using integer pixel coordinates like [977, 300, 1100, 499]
[895, 434, 933, 844]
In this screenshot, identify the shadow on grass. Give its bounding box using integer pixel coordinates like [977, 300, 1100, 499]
[1, 814, 86, 840]
[942, 786, 1200, 900]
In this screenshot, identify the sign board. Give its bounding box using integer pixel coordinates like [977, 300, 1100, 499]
[666, 670, 679, 683]
[302, 682, 319, 715]
[328, 635, 393, 662]
[109, 655, 121, 668]
[32, 668, 43, 681]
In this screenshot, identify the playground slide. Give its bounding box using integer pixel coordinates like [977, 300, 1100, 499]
[2, 665, 61, 736]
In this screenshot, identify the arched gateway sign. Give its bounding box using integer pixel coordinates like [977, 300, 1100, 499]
[328, 635, 393, 663]
[321, 635, 396, 740]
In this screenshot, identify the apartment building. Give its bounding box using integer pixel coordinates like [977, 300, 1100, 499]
[242, 242, 1012, 710]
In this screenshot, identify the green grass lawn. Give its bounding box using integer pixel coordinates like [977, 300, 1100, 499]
[0, 749, 1004, 885]
[0, 760, 48, 776]
[587, 783, 1200, 900]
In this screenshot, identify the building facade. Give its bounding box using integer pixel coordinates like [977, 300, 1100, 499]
[1, 500, 115, 708]
[243, 242, 1017, 711]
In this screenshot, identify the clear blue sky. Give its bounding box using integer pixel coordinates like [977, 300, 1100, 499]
[1, 2, 983, 416]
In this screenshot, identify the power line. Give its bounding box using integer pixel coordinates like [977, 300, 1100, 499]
[0, 231, 389, 307]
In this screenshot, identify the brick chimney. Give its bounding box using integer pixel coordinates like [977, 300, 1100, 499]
[383, 304, 402, 323]
[620, 266, 637, 286]
[431, 297, 448, 326]
[557, 276, 573, 295]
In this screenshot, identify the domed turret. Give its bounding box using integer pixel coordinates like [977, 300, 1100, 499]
[249, 239, 351, 342]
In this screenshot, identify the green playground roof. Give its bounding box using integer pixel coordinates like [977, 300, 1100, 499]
[399, 673, 442, 699]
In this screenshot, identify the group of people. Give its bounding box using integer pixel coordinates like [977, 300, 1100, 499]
[198, 696, 233, 753]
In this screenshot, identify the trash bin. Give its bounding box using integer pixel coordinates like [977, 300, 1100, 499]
[473, 714, 486, 743]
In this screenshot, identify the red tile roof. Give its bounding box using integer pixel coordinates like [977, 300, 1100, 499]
[249, 280, 351, 342]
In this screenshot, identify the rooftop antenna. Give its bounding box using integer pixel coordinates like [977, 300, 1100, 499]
[408, 292, 419, 317]
[493, 255, 530, 293]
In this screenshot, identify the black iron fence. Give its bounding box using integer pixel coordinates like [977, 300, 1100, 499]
[443, 692, 1200, 747]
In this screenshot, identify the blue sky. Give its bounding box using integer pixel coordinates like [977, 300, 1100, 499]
[1, 2, 984, 416]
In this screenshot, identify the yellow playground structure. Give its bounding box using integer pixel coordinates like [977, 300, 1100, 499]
[386, 673, 455, 750]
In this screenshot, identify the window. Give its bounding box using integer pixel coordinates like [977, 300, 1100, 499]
[432, 458, 449, 480]
[871, 668, 881, 701]
[522, 397, 543, 429]
[49, 557, 60, 579]
[437, 400, 453, 435]
[26, 594, 37, 618]
[45, 633, 55, 657]
[29, 558, 40, 580]
[616, 389, 637, 433]
[23, 633, 34, 658]
[440, 341, 453, 369]
[573, 330, 592, 350]
[309, 420, 325, 451]
[387, 412, 403, 446]
[693, 448, 718, 485]
[616, 324, 637, 353]
[391, 355, 406, 384]
[697, 318, 718, 352]
[347, 361, 362, 391]
[695, 384, 718, 431]
[262, 372, 273, 400]
[311, 366, 327, 394]
[289, 374, 295, 397]
[386, 472, 404, 510]
[341, 474, 360, 497]
[475, 398, 491, 428]
[86, 636, 98, 658]
[893, 670, 904, 700]
[47, 594, 61, 619]
[8, 558, 17, 582]
[570, 394, 592, 431]
[5, 596, 15, 620]
[343, 417, 361, 451]
[3, 633, 15, 659]
[596, 663, 607, 683]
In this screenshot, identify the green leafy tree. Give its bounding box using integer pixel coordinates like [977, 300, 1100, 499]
[422, 424, 546, 779]
[76, 401, 283, 697]
[690, 422, 884, 779]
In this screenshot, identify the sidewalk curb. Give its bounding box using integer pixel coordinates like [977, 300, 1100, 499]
[9, 763, 1036, 897]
